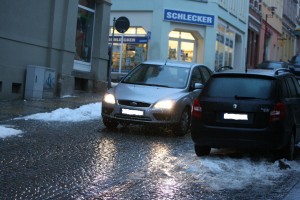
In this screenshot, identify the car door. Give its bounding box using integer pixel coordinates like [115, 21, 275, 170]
[287, 77, 300, 142]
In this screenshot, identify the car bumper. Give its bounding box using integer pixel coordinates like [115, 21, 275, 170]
[191, 123, 288, 150]
[102, 103, 179, 125]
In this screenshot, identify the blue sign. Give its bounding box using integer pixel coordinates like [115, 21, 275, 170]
[164, 9, 214, 26]
[109, 36, 148, 44]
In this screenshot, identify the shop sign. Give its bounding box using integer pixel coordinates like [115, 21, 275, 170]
[164, 9, 214, 26]
[109, 36, 148, 44]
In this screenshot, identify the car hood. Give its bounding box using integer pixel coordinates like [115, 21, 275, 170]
[111, 83, 186, 103]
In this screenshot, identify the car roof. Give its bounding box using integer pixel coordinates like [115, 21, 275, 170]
[142, 59, 204, 68]
[213, 68, 294, 78]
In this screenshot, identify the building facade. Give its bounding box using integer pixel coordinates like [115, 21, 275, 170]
[110, 0, 249, 75]
[247, 0, 262, 68]
[0, 0, 111, 100]
[294, 1, 300, 54]
[281, 0, 298, 61]
[260, 0, 283, 62]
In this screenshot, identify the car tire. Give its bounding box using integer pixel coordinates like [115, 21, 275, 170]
[194, 144, 211, 156]
[173, 108, 190, 136]
[102, 117, 118, 129]
[283, 134, 295, 161]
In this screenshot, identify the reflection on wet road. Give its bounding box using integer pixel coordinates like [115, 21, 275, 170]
[0, 120, 299, 199]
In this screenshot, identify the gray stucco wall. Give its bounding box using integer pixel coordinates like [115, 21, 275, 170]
[0, 0, 111, 100]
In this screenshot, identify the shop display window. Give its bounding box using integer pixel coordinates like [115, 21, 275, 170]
[109, 27, 148, 73]
[111, 44, 147, 73]
[75, 1, 95, 63]
[214, 24, 234, 70]
[168, 31, 196, 62]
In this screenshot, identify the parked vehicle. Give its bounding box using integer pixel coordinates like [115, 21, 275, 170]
[215, 66, 233, 72]
[288, 54, 300, 76]
[256, 60, 289, 70]
[191, 68, 300, 160]
[102, 60, 213, 136]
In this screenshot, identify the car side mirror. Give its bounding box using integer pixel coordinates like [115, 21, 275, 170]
[192, 82, 204, 90]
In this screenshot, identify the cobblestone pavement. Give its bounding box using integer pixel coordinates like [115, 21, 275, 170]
[1, 118, 299, 200]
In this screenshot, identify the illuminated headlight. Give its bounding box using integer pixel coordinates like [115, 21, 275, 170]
[154, 100, 174, 109]
[104, 93, 116, 104]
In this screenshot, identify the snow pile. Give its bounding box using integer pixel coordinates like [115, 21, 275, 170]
[182, 155, 286, 190]
[0, 125, 23, 138]
[20, 102, 102, 122]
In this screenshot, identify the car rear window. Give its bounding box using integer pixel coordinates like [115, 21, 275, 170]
[204, 77, 273, 99]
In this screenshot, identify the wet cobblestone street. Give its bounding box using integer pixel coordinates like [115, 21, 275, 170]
[0, 119, 299, 199]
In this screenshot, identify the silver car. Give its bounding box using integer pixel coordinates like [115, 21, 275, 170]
[101, 60, 212, 135]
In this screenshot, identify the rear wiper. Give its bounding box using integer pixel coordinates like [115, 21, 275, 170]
[234, 95, 265, 100]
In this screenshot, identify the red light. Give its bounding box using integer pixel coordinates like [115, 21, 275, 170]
[192, 99, 202, 119]
[269, 102, 286, 122]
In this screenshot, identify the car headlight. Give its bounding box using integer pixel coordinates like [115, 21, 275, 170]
[154, 100, 174, 109]
[104, 93, 116, 104]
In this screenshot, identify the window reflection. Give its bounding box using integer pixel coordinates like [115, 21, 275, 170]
[75, 6, 94, 63]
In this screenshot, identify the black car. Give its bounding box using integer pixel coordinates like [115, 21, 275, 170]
[288, 54, 300, 76]
[191, 68, 300, 160]
[256, 60, 289, 70]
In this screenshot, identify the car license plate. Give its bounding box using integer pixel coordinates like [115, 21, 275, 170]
[224, 113, 248, 120]
[121, 108, 144, 116]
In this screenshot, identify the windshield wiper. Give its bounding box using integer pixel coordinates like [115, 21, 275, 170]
[234, 95, 265, 100]
[122, 82, 171, 88]
[145, 83, 171, 88]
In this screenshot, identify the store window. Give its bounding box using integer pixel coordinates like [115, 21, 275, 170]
[215, 24, 234, 71]
[74, 0, 95, 71]
[109, 27, 148, 73]
[168, 31, 195, 62]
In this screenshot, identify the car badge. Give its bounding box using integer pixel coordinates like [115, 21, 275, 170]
[130, 102, 138, 106]
[233, 104, 238, 109]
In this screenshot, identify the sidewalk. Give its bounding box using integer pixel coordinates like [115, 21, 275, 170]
[0, 93, 103, 121]
[283, 177, 300, 200]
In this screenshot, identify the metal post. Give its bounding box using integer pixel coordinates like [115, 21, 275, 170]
[119, 32, 124, 73]
[108, 17, 116, 89]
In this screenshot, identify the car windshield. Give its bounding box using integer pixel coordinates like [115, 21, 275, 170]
[204, 77, 273, 99]
[122, 64, 190, 88]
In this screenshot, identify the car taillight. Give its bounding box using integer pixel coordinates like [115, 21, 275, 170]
[269, 102, 286, 122]
[192, 99, 202, 119]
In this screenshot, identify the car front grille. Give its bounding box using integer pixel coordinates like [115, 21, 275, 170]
[114, 114, 152, 121]
[118, 100, 151, 108]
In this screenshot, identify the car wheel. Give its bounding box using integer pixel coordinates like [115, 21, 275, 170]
[194, 144, 211, 156]
[102, 117, 118, 129]
[283, 134, 295, 161]
[173, 108, 190, 136]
